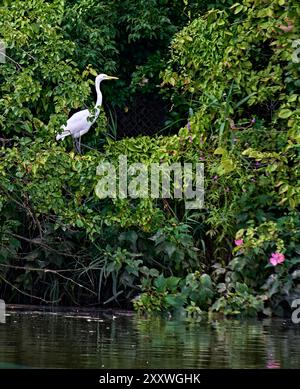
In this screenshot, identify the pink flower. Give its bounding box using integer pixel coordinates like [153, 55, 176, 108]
[269, 252, 285, 266]
[235, 239, 244, 246]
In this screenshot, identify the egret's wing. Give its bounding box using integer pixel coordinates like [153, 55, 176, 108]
[66, 109, 90, 126]
[64, 109, 92, 138]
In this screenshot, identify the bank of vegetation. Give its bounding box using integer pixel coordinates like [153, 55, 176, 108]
[0, 0, 299, 317]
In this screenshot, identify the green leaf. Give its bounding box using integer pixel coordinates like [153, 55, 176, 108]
[278, 109, 293, 119]
[154, 275, 167, 292]
[165, 294, 185, 308]
[234, 4, 244, 14]
[200, 274, 213, 289]
[214, 147, 227, 155]
[165, 276, 181, 291]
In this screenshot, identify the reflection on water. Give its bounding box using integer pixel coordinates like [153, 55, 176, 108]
[0, 309, 300, 368]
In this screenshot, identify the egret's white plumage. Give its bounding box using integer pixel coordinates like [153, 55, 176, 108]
[56, 73, 118, 150]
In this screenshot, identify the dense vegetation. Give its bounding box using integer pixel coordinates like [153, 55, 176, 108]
[0, 0, 299, 318]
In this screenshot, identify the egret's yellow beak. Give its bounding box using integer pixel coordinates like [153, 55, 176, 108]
[106, 75, 119, 80]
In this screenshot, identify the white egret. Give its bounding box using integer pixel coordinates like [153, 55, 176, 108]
[56, 73, 118, 152]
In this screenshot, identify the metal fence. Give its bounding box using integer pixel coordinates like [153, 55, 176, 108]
[108, 93, 171, 139]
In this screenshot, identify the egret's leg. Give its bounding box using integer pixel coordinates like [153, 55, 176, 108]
[73, 137, 77, 152]
[74, 137, 82, 154]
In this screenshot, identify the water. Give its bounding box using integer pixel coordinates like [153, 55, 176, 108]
[0, 308, 300, 368]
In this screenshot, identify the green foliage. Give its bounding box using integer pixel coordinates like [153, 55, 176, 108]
[0, 0, 300, 318]
[62, 0, 188, 106]
[162, 0, 300, 142]
[133, 272, 214, 315]
[62, 0, 241, 107]
[0, 0, 96, 139]
[212, 282, 264, 317]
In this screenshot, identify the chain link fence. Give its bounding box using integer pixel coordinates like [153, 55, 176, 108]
[108, 93, 172, 139]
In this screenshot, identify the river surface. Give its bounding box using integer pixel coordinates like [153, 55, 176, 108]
[0, 307, 300, 368]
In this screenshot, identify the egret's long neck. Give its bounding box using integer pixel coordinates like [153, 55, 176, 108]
[95, 79, 102, 115]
